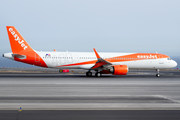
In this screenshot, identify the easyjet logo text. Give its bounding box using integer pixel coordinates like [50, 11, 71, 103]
[137, 55, 157, 59]
[9, 28, 28, 50]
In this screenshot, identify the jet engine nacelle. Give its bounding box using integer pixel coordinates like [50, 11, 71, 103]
[110, 65, 128, 75]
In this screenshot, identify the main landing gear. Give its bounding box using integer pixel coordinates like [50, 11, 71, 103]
[95, 72, 102, 77]
[156, 69, 160, 77]
[86, 71, 92, 77]
[86, 71, 102, 77]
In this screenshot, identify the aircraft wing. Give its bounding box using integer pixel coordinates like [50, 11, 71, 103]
[91, 48, 112, 69]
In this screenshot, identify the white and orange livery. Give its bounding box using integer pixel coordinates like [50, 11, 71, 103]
[3, 26, 177, 77]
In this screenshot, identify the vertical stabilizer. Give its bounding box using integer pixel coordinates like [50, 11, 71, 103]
[5, 26, 47, 68]
[6, 26, 33, 53]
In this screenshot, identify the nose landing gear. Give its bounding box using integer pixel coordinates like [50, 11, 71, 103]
[156, 69, 160, 77]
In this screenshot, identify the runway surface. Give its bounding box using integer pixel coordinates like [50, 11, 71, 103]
[0, 69, 180, 119]
[1, 110, 180, 120]
[0, 70, 180, 110]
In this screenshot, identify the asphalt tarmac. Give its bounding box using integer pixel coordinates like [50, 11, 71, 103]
[1, 110, 180, 120]
[0, 70, 180, 110]
[0, 69, 180, 119]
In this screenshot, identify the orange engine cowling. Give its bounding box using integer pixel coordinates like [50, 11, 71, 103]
[110, 65, 128, 75]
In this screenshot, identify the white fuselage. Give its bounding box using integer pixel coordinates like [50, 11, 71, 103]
[35, 51, 177, 70]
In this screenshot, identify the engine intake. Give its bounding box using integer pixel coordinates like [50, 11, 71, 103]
[110, 65, 128, 75]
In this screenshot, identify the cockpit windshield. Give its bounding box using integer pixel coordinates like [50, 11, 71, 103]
[167, 58, 172, 60]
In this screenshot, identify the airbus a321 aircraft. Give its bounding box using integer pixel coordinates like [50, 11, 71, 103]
[3, 26, 177, 77]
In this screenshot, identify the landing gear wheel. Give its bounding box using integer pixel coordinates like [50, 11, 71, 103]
[95, 72, 102, 77]
[156, 74, 160, 77]
[156, 69, 160, 77]
[86, 72, 92, 77]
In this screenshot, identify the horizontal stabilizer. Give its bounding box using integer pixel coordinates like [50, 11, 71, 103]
[12, 54, 26, 59]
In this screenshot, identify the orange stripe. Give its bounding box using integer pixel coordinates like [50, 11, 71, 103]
[57, 53, 169, 67]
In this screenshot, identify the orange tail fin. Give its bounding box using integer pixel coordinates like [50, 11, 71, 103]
[6, 26, 47, 68]
[6, 26, 33, 53]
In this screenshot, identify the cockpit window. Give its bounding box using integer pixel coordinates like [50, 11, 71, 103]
[167, 58, 172, 60]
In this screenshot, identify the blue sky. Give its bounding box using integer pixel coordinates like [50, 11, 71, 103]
[0, 0, 180, 57]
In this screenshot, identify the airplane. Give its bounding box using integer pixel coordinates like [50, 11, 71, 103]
[3, 26, 177, 77]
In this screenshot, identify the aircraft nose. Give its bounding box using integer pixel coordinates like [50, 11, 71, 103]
[172, 60, 177, 68]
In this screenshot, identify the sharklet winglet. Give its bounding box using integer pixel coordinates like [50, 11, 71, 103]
[93, 48, 101, 59]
